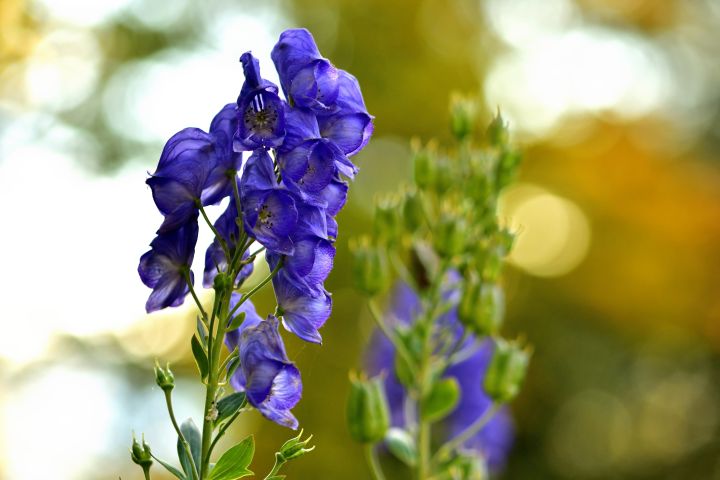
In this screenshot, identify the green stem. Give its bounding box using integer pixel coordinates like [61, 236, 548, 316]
[432, 402, 500, 465]
[184, 270, 208, 322]
[207, 408, 245, 461]
[364, 444, 386, 480]
[227, 257, 284, 320]
[164, 390, 200, 480]
[368, 299, 417, 377]
[142, 465, 151, 480]
[199, 203, 232, 262]
[264, 454, 286, 479]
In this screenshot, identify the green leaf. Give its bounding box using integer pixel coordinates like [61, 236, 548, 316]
[226, 311, 246, 332]
[208, 435, 255, 480]
[191, 335, 209, 380]
[197, 316, 208, 347]
[151, 454, 186, 480]
[226, 355, 241, 380]
[216, 391, 248, 424]
[385, 428, 417, 467]
[420, 377, 460, 423]
[177, 418, 201, 479]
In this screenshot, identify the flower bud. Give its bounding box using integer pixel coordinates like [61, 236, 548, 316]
[486, 110, 509, 148]
[450, 94, 476, 141]
[495, 149, 522, 191]
[484, 338, 531, 404]
[350, 237, 391, 296]
[412, 142, 435, 190]
[278, 429, 315, 461]
[458, 278, 504, 336]
[435, 217, 467, 257]
[402, 190, 426, 233]
[213, 271, 232, 293]
[347, 373, 390, 443]
[374, 199, 402, 245]
[130, 433, 153, 468]
[154, 362, 175, 392]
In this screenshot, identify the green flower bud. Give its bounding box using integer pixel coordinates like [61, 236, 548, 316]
[402, 190, 426, 233]
[412, 140, 435, 190]
[154, 361, 175, 392]
[213, 271, 232, 293]
[130, 433, 153, 468]
[433, 159, 453, 194]
[347, 373, 390, 443]
[435, 217, 467, 257]
[350, 237, 391, 296]
[374, 199, 402, 245]
[450, 94, 477, 141]
[484, 338, 531, 404]
[458, 277, 504, 336]
[495, 149, 522, 191]
[486, 110, 509, 148]
[278, 428, 315, 461]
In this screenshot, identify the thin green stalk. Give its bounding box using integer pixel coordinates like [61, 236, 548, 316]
[199, 203, 232, 261]
[432, 402, 500, 465]
[368, 299, 418, 378]
[207, 408, 245, 461]
[364, 444, 387, 480]
[164, 390, 200, 480]
[227, 257, 284, 319]
[184, 270, 208, 322]
[141, 465, 151, 480]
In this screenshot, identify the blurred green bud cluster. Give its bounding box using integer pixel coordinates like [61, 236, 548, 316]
[347, 373, 391, 443]
[350, 236, 391, 296]
[130, 433, 153, 474]
[484, 338, 531, 404]
[450, 93, 477, 141]
[458, 276, 505, 336]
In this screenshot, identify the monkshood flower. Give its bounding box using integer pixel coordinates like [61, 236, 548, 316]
[234, 52, 286, 151]
[138, 218, 199, 313]
[225, 297, 302, 429]
[204, 103, 245, 205]
[267, 238, 335, 295]
[272, 270, 332, 344]
[366, 283, 514, 471]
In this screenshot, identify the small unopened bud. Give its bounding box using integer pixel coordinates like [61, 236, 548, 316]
[402, 190, 426, 233]
[278, 429, 315, 461]
[412, 140, 435, 190]
[350, 237, 390, 296]
[487, 110, 509, 148]
[435, 217, 466, 257]
[213, 271, 232, 293]
[450, 94, 477, 141]
[130, 433, 153, 468]
[484, 338, 531, 404]
[374, 199, 402, 245]
[154, 362, 175, 392]
[347, 373, 390, 443]
[495, 149, 522, 191]
[458, 278, 504, 336]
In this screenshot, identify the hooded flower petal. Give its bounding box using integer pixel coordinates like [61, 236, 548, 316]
[233, 315, 302, 429]
[273, 271, 332, 344]
[138, 218, 199, 312]
[267, 238, 335, 293]
[203, 104, 244, 206]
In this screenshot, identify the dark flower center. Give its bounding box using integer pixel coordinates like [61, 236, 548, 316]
[244, 93, 278, 136]
[258, 204, 274, 228]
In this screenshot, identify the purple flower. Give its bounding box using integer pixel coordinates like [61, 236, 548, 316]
[202, 199, 254, 289]
[147, 128, 217, 233]
[227, 311, 302, 429]
[366, 283, 514, 471]
[138, 218, 199, 313]
[234, 52, 286, 151]
[240, 150, 299, 255]
[267, 238, 335, 294]
[202, 104, 244, 206]
[224, 294, 264, 351]
[271, 28, 339, 112]
[273, 270, 332, 344]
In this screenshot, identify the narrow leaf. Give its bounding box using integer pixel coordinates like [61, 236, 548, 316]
[226, 355, 241, 380]
[191, 335, 209, 380]
[217, 391, 248, 424]
[420, 377, 460, 423]
[177, 418, 201, 479]
[208, 435, 255, 480]
[226, 311, 247, 332]
[197, 316, 208, 347]
[151, 454, 186, 480]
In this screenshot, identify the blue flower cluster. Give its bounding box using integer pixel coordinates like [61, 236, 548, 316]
[138, 29, 372, 429]
[366, 283, 514, 470]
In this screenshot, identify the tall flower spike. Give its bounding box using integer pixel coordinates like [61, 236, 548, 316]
[147, 128, 216, 233]
[138, 218, 199, 313]
[234, 52, 286, 151]
[231, 315, 303, 429]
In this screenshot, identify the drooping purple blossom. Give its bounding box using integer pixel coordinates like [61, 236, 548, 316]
[226, 308, 303, 429]
[272, 270, 332, 344]
[138, 218, 199, 313]
[203, 104, 244, 206]
[366, 283, 514, 471]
